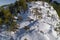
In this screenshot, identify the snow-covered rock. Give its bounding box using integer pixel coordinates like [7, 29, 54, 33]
[16, 1, 59, 40]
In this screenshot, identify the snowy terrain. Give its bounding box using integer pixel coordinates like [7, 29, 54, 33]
[0, 1, 60, 40]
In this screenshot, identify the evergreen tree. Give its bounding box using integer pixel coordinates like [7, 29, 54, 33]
[19, 0, 28, 11]
[0, 18, 2, 25]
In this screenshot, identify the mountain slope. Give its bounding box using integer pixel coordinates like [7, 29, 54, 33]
[0, 1, 60, 40]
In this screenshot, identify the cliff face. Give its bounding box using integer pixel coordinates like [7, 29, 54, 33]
[0, 1, 60, 40]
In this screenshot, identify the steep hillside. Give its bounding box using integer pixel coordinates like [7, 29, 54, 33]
[0, 1, 60, 40]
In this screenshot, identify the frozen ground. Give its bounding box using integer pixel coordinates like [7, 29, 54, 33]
[0, 1, 60, 40]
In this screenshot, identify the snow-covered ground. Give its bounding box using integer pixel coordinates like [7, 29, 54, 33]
[0, 1, 60, 40]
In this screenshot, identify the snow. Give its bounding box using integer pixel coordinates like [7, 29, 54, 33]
[14, 16, 18, 19]
[38, 23, 50, 33]
[20, 34, 31, 40]
[11, 31, 15, 35]
[0, 1, 60, 40]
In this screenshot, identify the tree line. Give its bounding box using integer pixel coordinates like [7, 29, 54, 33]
[0, 0, 28, 31]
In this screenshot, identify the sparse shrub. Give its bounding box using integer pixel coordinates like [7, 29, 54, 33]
[24, 26, 30, 30]
[24, 38, 27, 40]
[18, 16, 23, 21]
